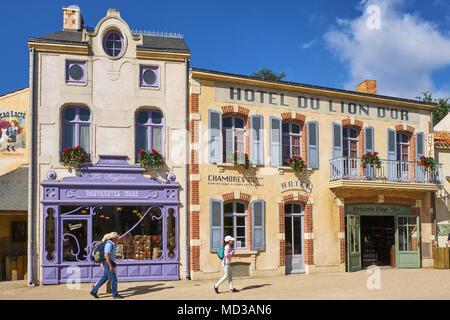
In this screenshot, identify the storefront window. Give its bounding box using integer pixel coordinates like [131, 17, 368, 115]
[167, 208, 176, 258]
[92, 206, 163, 261]
[45, 208, 56, 261]
[62, 219, 88, 262]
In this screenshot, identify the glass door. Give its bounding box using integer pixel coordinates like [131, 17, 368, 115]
[285, 203, 305, 274]
[346, 215, 361, 272]
[395, 216, 420, 268]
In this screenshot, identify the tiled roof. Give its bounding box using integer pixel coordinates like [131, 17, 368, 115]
[434, 131, 450, 149]
[0, 166, 28, 211]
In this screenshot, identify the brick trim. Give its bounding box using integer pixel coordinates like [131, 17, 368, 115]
[339, 207, 346, 264]
[281, 112, 306, 123]
[221, 105, 250, 118]
[342, 118, 363, 129]
[190, 93, 199, 113]
[395, 124, 415, 135]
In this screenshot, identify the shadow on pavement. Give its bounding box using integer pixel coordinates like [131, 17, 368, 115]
[241, 284, 271, 291]
[99, 283, 175, 298]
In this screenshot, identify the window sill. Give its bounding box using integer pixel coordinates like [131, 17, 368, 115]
[216, 163, 260, 173]
[278, 166, 314, 175]
[233, 250, 258, 256]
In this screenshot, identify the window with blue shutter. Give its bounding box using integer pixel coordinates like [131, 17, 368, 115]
[252, 200, 265, 251]
[208, 110, 222, 163]
[270, 117, 282, 167]
[364, 127, 374, 154]
[250, 115, 264, 165]
[307, 121, 319, 168]
[210, 199, 223, 252]
[415, 132, 425, 182]
[387, 128, 397, 181]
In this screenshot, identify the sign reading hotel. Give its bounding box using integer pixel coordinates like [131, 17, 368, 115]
[0, 110, 26, 153]
[280, 180, 312, 193]
[214, 82, 423, 124]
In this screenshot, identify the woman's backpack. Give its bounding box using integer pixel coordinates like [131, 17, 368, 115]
[217, 245, 224, 260]
[92, 242, 106, 263]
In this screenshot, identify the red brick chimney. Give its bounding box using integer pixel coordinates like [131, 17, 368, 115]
[356, 80, 377, 94]
[63, 5, 83, 31]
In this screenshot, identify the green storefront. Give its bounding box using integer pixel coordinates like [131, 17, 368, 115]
[346, 204, 420, 272]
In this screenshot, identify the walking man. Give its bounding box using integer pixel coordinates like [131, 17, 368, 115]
[214, 235, 239, 293]
[90, 232, 124, 299]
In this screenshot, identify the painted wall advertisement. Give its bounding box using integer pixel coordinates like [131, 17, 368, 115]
[0, 110, 26, 153]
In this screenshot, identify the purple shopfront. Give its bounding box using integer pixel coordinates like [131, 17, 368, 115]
[40, 155, 180, 284]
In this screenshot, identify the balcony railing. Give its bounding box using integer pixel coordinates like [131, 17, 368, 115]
[329, 157, 443, 184]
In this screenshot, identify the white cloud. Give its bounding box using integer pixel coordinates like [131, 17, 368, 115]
[302, 39, 319, 50]
[323, 0, 450, 99]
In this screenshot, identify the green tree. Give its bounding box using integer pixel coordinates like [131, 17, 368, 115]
[416, 91, 449, 126]
[251, 67, 286, 81]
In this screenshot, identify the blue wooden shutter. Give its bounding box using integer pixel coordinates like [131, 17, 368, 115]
[387, 128, 397, 181]
[210, 199, 223, 252]
[252, 200, 265, 251]
[270, 117, 282, 167]
[332, 122, 343, 159]
[250, 115, 264, 165]
[307, 121, 319, 169]
[208, 110, 222, 163]
[364, 127, 374, 153]
[416, 132, 425, 182]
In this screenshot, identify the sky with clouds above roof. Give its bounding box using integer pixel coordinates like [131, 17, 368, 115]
[1, 0, 449, 100]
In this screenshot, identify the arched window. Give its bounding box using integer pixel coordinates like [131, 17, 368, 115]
[223, 116, 246, 163]
[343, 126, 358, 158]
[282, 121, 302, 164]
[136, 110, 164, 157]
[62, 106, 91, 154]
[223, 201, 247, 249]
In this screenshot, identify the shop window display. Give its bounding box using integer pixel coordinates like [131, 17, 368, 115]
[62, 220, 88, 262]
[45, 208, 56, 261]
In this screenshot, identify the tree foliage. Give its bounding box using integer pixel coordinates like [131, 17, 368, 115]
[250, 67, 286, 81]
[416, 91, 449, 126]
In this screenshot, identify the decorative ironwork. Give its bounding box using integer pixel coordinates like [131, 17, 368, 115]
[63, 232, 88, 262]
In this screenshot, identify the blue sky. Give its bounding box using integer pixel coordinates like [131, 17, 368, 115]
[1, 0, 449, 99]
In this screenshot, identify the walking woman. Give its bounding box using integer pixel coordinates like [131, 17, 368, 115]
[214, 235, 239, 293]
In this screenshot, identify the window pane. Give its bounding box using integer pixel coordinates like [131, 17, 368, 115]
[63, 123, 74, 149]
[236, 227, 245, 237]
[282, 123, 289, 133]
[284, 203, 292, 214]
[137, 127, 148, 152]
[293, 204, 301, 213]
[138, 111, 149, 124]
[350, 129, 357, 138]
[235, 118, 244, 128]
[285, 217, 292, 255]
[224, 216, 233, 227]
[167, 209, 176, 258]
[224, 203, 233, 214]
[151, 111, 162, 124]
[236, 216, 245, 226]
[79, 108, 90, 121]
[224, 227, 233, 238]
[293, 217, 302, 254]
[64, 108, 76, 121]
[235, 203, 245, 213]
[79, 124, 90, 153]
[292, 124, 300, 134]
[152, 127, 162, 153]
[223, 117, 232, 128]
[402, 134, 409, 143]
[62, 220, 88, 262]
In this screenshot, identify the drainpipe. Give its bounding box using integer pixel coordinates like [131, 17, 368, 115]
[184, 57, 190, 279]
[28, 47, 35, 285]
[431, 111, 438, 247]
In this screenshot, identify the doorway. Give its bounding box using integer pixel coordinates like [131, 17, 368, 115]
[361, 216, 395, 267]
[285, 203, 305, 274]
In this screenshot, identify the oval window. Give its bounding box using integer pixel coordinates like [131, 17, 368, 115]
[69, 64, 84, 81]
[103, 30, 123, 57]
[143, 69, 157, 86]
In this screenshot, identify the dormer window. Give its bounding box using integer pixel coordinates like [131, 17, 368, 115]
[103, 30, 123, 57]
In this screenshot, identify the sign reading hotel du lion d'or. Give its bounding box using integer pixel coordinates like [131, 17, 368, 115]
[214, 82, 423, 124]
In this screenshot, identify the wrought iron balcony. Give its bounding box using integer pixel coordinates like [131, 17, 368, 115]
[329, 157, 443, 185]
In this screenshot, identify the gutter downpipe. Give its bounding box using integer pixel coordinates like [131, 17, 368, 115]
[431, 110, 438, 247]
[28, 47, 35, 285]
[185, 57, 190, 279]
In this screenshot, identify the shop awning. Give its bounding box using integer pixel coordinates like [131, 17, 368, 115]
[0, 166, 28, 211]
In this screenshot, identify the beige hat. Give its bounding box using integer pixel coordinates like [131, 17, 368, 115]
[106, 232, 119, 240]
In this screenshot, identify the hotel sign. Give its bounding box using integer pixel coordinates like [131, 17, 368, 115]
[215, 82, 423, 124]
[279, 180, 312, 193]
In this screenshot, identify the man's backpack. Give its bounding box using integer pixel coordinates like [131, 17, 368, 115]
[217, 245, 224, 260]
[92, 242, 106, 264]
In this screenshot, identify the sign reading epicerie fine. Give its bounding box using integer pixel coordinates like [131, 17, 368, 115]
[214, 83, 423, 124]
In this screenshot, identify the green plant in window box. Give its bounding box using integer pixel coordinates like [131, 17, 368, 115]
[234, 152, 249, 169]
[61, 146, 87, 167]
[138, 148, 163, 169]
[417, 156, 436, 172]
[287, 156, 306, 177]
[360, 152, 381, 169]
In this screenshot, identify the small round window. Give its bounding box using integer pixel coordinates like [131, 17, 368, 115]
[69, 64, 84, 81]
[103, 30, 123, 57]
[143, 69, 157, 86]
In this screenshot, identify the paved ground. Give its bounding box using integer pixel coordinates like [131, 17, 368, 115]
[0, 267, 449, 300]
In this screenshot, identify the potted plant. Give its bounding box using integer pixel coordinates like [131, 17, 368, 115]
[417, 156, 436, 172]
[360, 152, 381, 179]
[287, 156, 307, 177]
[234, 152, 249, 169]
[138, 148, 163, 169]
[61, 146, 87, 167]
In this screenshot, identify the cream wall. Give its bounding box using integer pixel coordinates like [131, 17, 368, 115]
[0, 88, 29, 175]
[192, 77, 435, 278]
[436, 149, 450, 247]
[31, 11, 189, 284]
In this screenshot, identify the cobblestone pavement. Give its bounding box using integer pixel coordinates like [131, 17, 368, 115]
[0, 268, 449, 300]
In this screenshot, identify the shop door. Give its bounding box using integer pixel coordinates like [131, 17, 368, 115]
[395, 216, 420, 268]
[346, 215, 361, 272]
[285, 213, 304, 274]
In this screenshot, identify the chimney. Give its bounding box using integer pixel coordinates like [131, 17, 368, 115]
[63, 5, 83, 31]
[356, 80, 377, 95]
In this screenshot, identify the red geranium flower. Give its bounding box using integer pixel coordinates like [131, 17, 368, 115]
[152, 149, 157, 154]
[139, 149, 144, 155]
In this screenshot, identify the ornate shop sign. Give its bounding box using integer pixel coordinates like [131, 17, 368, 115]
[346, 204, 412, 215]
